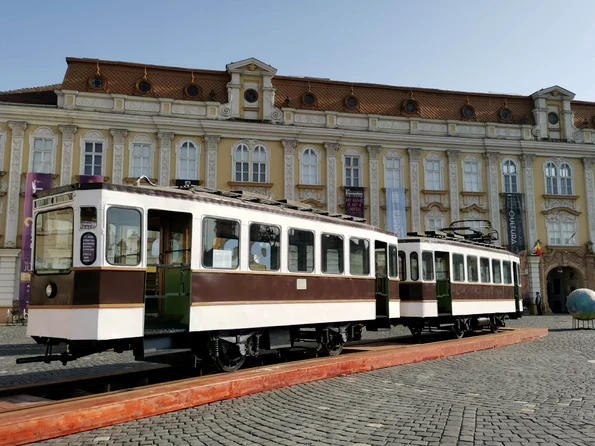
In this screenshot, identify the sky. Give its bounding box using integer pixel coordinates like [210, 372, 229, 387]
[2, 0, 595, 101]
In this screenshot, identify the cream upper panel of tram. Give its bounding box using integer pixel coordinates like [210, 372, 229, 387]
[95, 188, 395, 276]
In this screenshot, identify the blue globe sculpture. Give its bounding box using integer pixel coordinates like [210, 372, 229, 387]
[566, 288, 595, 320]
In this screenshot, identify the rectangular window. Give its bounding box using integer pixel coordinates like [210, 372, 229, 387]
[131, 143, 152, 178]
[492, 259, 502, 284]
[106, 207, 141, 265]
[349, 238, 370, 275]
[464, 162, 480, 192]
[345, 156, 360, 187]
[427, 218, 444, 232]
[34, 207, 73, 274]
[234, 148, 249, 182]
[467, 255, 478, 282]
[453, 254, 465, 282]
[288, 229, 314, 273]
[410, 252, 419, 281]
[252, 148, 267, 183]
[249, 223, 280, 271]
[422, 251, 434, 281]
[80, 206, 97, 229]
[202, 217, 240, 269]
[32, 138, 53, 173]
[548, 222, 577, 245]
[389, 245, 399, 278]
[502, 260, 512, 284]
[480, 257, 490, 283]
[384, 158, 401, 188]
[425, 160, 441, 190]
[178, 142, 198, 180]
[397, 250, 406, 280]
[84, 141, 103, 176]
[322, 234, 344, 274]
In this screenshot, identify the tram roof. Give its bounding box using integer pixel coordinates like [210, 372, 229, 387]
[399, 231, 515, 254]
[36, 182, 397, 235]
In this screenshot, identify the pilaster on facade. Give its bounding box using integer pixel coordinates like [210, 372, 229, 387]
[407, 148, 421, 232]
[520, 153, 537, 249]
[367, 145, 381, 227]
[281, 139, 297, 201]
[58, 125, 77, 186]
[483, 151, 501, 245]
[446, 150, 461, 223]
[203, 135, 221, 190]
[324, 142, 339, 214]
[5, 121, 27, 248]
[156, 132, 174, 186]
[582, 157, 595, 245]
[110, 128, 128, 185]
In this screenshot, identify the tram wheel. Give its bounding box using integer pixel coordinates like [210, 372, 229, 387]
[324, 332, 344, 356]
[214, 340, 246, 372]
[452, 320, 465, 339]
[489, 316, 500, 333]
[409, 325, 423, 338]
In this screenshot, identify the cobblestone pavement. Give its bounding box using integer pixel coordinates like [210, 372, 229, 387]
[25, 315, 595, 446]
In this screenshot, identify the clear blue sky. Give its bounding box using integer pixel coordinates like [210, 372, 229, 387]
[2, 0, 595, 100]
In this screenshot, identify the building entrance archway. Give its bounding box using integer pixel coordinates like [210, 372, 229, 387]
[546, 266, 581, 313]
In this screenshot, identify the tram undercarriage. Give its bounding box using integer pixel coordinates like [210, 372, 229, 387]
[402, 313, 511, 340]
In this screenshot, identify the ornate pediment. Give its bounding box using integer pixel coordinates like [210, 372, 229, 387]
[531, 85, 575, 100]
[226, 58, 277, 76]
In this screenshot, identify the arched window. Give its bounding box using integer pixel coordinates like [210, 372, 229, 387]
[300, 147, 319, 185]
[176, 139, 200, 180]
[343, 148, 362, 187]
[29, 127, 57, 174]
[544, 158, 573, 196]
[232, 141, 269, 183]
[424, 153, 443, 190]
[502, 159, 518, 193]
[462, 155, 481, 192]
[384, 150, 402, 189]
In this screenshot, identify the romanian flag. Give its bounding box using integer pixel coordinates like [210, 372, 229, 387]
[535, 241, 543, 257]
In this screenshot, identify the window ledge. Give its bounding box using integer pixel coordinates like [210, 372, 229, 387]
[21, 173, 59, 179]
[460, 191, 486, 197]
[421, 189, 448, 195]
[381, 188, 408, 193]
[124, 177, 158, 184]
[339, 186, 367, 191]
[228, 181, 273, 188]
[499, 192, 524, 197]
[75, 175, 110, 182]
[545, 245, 581, 251]
[542, 194, 579, 200]
[297, 184, 325, 190]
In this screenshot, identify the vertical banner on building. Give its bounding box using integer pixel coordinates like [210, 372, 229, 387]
[19, 173, 53, 311]
[344, 187, 365, 218]
[385, 187, 407, 236]
[505, 193, 526, 254]
[79, 175, 104, 183]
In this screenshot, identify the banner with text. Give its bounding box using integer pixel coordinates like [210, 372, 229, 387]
[344, 187, 365, 218]
[505, 193, 526, 254]
[385, 187, 407, 236]
[19, 173, 53, 311]
[79, 175, 104, 183]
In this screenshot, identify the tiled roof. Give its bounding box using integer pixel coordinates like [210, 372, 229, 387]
[0, 83, 61, 95]
[62, 58, 229, 102]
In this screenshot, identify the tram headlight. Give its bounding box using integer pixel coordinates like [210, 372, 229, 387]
[45, 282, 57, 299]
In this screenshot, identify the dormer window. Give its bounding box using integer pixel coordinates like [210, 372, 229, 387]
[136, 79, 152, 94]
[89, 76, 105, 89]
[302, 93, 317, 106]
[461, 104, 476, 120]
[548, 112, 559, 125]
[244, 89, 258, 103]
[184, 83, 201, 99]
[345, 95, 359, 110]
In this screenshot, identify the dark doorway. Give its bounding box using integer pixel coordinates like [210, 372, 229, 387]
[546, 266, 580, 313]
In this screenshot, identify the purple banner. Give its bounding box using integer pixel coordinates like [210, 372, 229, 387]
[19, 173, 53, 311]
[345, 187, 365, 218]
[79, 175, 104, 183]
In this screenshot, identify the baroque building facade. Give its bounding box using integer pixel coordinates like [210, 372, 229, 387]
[1, 56, 595, 314]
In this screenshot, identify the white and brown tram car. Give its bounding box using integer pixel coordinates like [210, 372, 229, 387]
[397, 232, 522, 338]
[23, 182, 400, 371]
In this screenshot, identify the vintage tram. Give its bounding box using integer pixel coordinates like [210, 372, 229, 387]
[20, 181, 521, 372]
[21, 180, 400, 371]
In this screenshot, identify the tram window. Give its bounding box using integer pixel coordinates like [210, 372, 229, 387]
[397, 250, 406, 280]
[349, 238, 370, 275]
[453, 254, 465, 281]
[202, 217, 240, 269]
[410, 252, 419, 281]
[502, 260, 512, 284]
[249, 223, 280, 271]
[288, 229, 314, 273]
[422, 251, 434, 281]
[514, 262, 521, 285]
[467, 255, 479, 282]
[389, 245, 399, 278]
[492, 259, 502, 284]
[480, 258, 490, 283]
[80, 206, 97, 229]
[106, 207, 141, 265]
[322, 234, 344, 274]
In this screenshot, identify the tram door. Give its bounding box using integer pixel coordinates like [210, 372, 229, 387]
[374, 241, 389, 319]
[145, 210, 192, 327]
[435, 251, 452, 314]
[513, 262, 521, 313]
